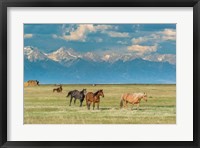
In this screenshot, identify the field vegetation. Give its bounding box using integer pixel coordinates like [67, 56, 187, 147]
[24, 84, 176, 124]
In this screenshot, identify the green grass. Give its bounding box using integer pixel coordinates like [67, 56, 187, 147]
[24, 84, 176, 124]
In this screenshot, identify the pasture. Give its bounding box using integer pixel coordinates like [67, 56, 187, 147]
[24, 84, 176, 124]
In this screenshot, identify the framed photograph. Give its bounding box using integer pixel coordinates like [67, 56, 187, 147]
[0, 0, 199, 147]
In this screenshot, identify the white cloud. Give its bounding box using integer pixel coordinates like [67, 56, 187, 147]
[127, 44, 157, 53]
[131, 28, 176, 44]
[24, 34, 33, 39]
[161, 29, 176, 41]
[107, 31, 129, 38]
[132, 37, 148, 44]
[60, 24, 112, 41]
[61, 24, 95, 41]
[162, 29, 176, 36]
[117, 40, 128, 44]
[95, 25, 112, 30]
[131, 34, 162, 44]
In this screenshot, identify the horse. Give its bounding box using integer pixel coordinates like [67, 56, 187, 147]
[67, 89, 87, 107]
[53, 85, 62, 93]
[36, 80, 39, 86]
[120, 92, 147, 110]
[26, 80, 39, 86]
[86, 89, 104, 110]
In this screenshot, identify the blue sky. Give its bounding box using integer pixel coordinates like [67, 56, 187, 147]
[24, 24, 176, 64]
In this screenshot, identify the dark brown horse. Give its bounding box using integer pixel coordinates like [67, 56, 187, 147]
[86, 89, 104, 110]
[53, 85, 62, 93]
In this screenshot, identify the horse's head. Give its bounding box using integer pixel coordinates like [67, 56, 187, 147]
[36, 80, 39, 85]
[82, 89, 87, 95]
[143, 92, 147, 102]
[98, 89, 104, 98]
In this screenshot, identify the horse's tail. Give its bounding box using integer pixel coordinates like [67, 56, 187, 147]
[66, 91, 72, 97]
[120, 95, 124, 109]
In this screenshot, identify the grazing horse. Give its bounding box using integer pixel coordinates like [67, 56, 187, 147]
[86, 89, 104, 110]
[53, 85, 62, 93]
[120, 92, 147, 110]
[67, 89, 87, 107]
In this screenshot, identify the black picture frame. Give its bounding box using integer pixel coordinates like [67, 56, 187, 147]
[0, 0, 199, 147]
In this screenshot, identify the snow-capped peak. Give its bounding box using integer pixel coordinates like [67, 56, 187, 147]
[24, 46, 47, 62]
[24, 46, 33, 54]
[24, 46, 176, 66]
[143, 54, 176, 64]
[83, 52, 101, 62]
[47, 47, 79, 62]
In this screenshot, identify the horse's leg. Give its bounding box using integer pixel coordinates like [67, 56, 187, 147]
[88, 102, 91, 110]
[97, 102, 99, 110]
[123, 100, 125, 108]
[86, 101, 90, 110]
[93, 102, 95, 110]
[86, 99, 88, 109]
[131, 104, 134, 110]
[124, 101, 127, 108]
[80, 99, 83, 107]
[137, 104, 140, 110]
[69, 96, 73, 106]
[74, 98, 76, 105]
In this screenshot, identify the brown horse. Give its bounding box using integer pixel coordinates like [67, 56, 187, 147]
[120, 92, 147, 110]
[53, 85, 62, 93]
[86, 89, 104, 110]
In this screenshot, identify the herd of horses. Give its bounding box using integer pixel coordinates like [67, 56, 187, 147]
[52, 85, 148, 110]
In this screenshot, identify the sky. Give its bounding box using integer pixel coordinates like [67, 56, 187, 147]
[24, 24, 176, 84]
[24, 24, 176, 63]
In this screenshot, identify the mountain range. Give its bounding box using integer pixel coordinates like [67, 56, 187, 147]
[24, 46, 176, 84]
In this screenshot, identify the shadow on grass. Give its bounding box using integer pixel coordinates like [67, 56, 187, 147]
[156, 105, 175, 108]
[98, 107, 120, 111]
[131, 108, 145, 111]
[99, 107, 110, 110]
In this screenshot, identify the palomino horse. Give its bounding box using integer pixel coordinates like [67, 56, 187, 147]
[25, 80, 39, 87]
[67, 89, 87, 107]
[120, 92, 147, 110]
[53, 85, 62, 93]
[86, 89, 104, 110]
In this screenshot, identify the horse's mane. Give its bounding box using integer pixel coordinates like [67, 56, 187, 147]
[93, 90, 100, 97]
[80, 89, 86, 93]
[132, 93, 146, 98]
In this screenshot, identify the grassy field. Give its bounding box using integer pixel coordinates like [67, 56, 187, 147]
[24, 84, 176, 124]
